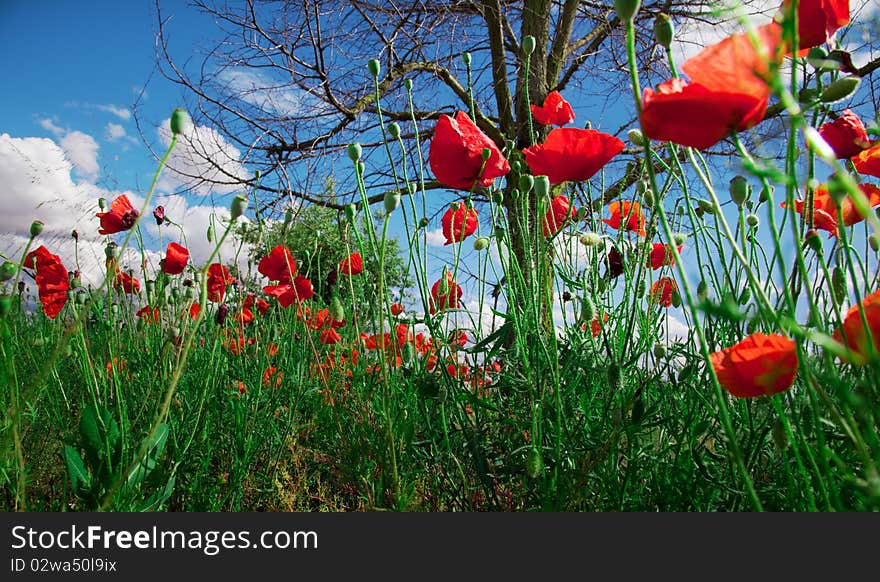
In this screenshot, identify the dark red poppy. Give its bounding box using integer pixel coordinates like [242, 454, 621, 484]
[96, 194, 140, 235]
[339, 252, 364, 276]
[390, 302, 404, 316]
[542, 195, 575, 237]
[207, 263, 235, 302]
[530, 90, 575, 127]
[783, 0, 850, 51]
[23, 245, 68, 319]
[430, 270, 462, 314]
[442, 202, 479, 245]
[606, 246, 625, 279]
[709, 333, 798, 398]
[161, 242, 189, 275]
[818, 110, 870, 159]
[833, 289, 880, 364]
[429, 111, 510, 191]
[650, 277, 677, 308]
[522, 128, 624, 185]
[136, 305, 161, 323]
[648, 242, 682, 270]
[153, 205, 165, 226]
[604, 201, 647, 237]
[853, 143, 880, 178]
[782, 183, 880, 236]
[258, 245, 296, 283]
[264, 275, 314, 308]
[114, 271, 140, 294]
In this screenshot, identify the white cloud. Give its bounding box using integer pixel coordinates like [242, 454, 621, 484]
[64, 101, 131, 121]
[425, 228, 447, 247]
[105, 122, 127, 142]
[38, 118, 64, 137]
[215, 68, 312, 117]
[59, 130, 100, 181]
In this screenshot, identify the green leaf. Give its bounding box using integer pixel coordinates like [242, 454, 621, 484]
[63, 445, 91, 494]
[136, 476, 176, 512]
[128, 424, 170, 487]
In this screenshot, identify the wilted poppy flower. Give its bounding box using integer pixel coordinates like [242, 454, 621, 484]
[429, 111, 510, 191]
[782, 0, 850, 52]
[832, 289, 880, 364]
[642, 23, 783, 150]
[818, 110, 870, 159]
[709, 333, 798, 398]
[648, 242, 682, 270]
[530, 90, 575, 126]
[606, 246, 625, 279]
[650, 277, 677, 308]
[207, 263, 235, 302]
[264, 275, 314, 308]
[604, 201, 647, 237]
[430, 270, 462, 314]
[522, 128, 624, 185]
[339, 252, 364, 276]
[853, 143, 880, 178]
[542, 195, 575, 237]
[114, 271, 140, 294]
[161, 242, 189, 275]
[320, 328, 342, 345]
[153, 205, 165, 226]
[442, 202, 479, 245]
[259, 245, 296, 283]
[23, 245, 68, 319]
[96, 194, 140, 235]
[782, 183, 880, 236]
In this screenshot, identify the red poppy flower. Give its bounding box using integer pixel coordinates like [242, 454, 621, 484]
[648, 243, 683, 270]
[589, 312, 609, 338]
[853, 143, 880, 178]
[96, 194, 140, 235]
[782, 0, 850, 52]
[642, 23, 783, 150]
[522, 128, 624, 185]
[161, 242, 189, 275]
[542, 195, 575, 237]
[832, 289, 880, 364]
[782, 183, 880, 236]
[207, 263, 235, 302]
[23, 245, 68, 319]
[390, 302, 404, 316]
[818, 110, 870, 159]
[262, 366, 283, 388]
[604, 201, 647, 237]
[136, 305, 160, 323]
[650, 277, 677, 308]
[258, 245, 296, 283]
[442, 202, 479, 245]
[236, 307, 254, 326]
[188, 302, 200, 319]
[429, 111, 510, 191]
[430, 270, 462, 314]
[339, 252, 363, 276]
[530, 90, 575, 127]
[709, 333, 798, 398]
[320, 328, 342, 345]
[264, 275, 314, 308]
[114, 271, 140, 294]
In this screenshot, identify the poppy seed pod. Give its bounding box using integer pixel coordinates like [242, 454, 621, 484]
[580, 296, 596, 322]
[207, 224, 215, 243]
[746, 214, 759, 229]
[98, 197, 107, 211]
[347, 143, 362, 162]
[831, 266, 847, 305]
[404, 78, 413, 91]
[614, 0, 641, 22]
[491, 190, 504, 204]
[519, 174, 534, 194]
[0, 261, 15, 282]
[473, 236, 490, 251]
[104, 242, 119, 259]
[170, 108, 191, 136]
[521, 35, 536, 56]
[819, 76, 861, 104]
[580, 232, 603, 248]
[672, 232, 688, 246]
[462, 52, 472, 66]
[329, 295, 345, 322]
[384, 191, 400, 214]
[230, 195, 248, 221]
[653, 342, 666, 359]
[653, 13, 674, 49]
[30, 220, 44, 237]
[729, 175, 749, 206]
[869, 233, 880, 252]
[367, 59, 381, 77]
[534, 175, 550, 199]
[387, 122, 401, 139]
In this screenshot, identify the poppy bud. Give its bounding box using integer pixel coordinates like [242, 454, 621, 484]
[384, 191, 400, 214]
[525, 446, 542, 479]
[207, 224, 215, 243]
[697, 199, 715, 215]
[636, 278, 646, 297]
[367, 59, 381, 77]
[418, 216, 430, 229]
[153, 205, 166, 226]
[580, 296, 596, 322]
[643, 188, 655, 209]
[627, 128, 645, 147]
[110, 303, 119, 316]
[347, 143, 362, 163]
[672, 232, 687, 247]
[580, 232, 603, 248]
[344, 203, 357, 222]
[869, 233, 880, 252]
[807, 46, 831, 69]
[746, 214, 759, 229]
[462, 52, 472, 66]
[729, 176, 749, 206]
[671, 287, 682, 308]
[614, 0, 641, 23]
[607, 362, 621, 390]
[831, 266, 846, 305]
[70, 272, 81, 288]
[357, 161, 365, 174]
[584, 120, 592, 130]
[30, 220, 44, 237]
[216, 304, 229, 325]
[387, 122, 401, 139]
[404, 78, 413, 91]
[653, 13, 674, 49]
[105, 242, 119, 259]
[254, 170, 261, 180]
[596, 278, 607, 293]
[98, 197, 107, 211]
[826, 173, 848, 206]
[329, 295, 345, 322]
[519, 174, 534, 194]
[407, 182, 417, 195]
[473, 236, 490, 251]
[0, 294, 11, 317]
[803, 229, 823, 254]
[521, 35, 536, 56]
[170, 108, 191, 135]
[0, 261, 15, 282]
[697, 279, 708, 301]
[491, 190, 504, 204]
[653, 342, 666, 359]
[534, 175, 550, 199]
[230, 195, 248, 221]
[509, 188, 520, 201]
[819, 76, 861, 104]
[739, 286, 752, 305]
